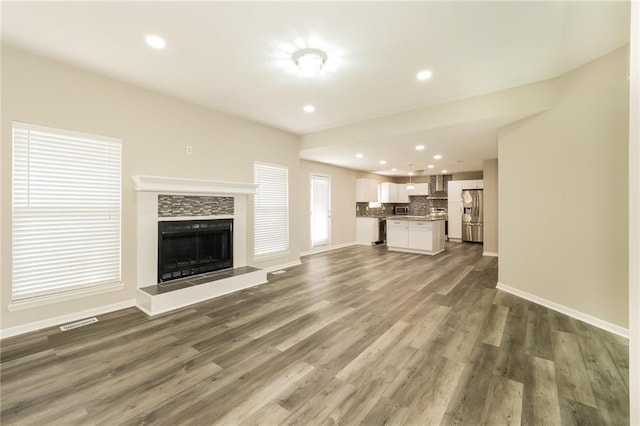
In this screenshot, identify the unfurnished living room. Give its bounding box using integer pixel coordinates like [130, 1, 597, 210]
[1, 2, 639, 425]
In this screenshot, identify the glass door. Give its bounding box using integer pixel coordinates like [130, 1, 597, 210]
[310, 174, 331, 248]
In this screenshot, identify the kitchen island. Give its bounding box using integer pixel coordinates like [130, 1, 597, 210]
[386, 216, 446, 255]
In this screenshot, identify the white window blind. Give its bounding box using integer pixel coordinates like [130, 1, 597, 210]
[12, 122, 122, 302]
[254, 162, 289, 257]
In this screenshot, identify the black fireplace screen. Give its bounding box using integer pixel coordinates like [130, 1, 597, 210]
[158, 219, 233, 282]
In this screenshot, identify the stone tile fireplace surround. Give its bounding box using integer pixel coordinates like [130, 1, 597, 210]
[132, 175, 267, 316]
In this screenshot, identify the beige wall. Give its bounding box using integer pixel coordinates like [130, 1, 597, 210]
[483, 159, 498, 255]
[498, 46, 629, 327]
[299, 160, 359, 252]
[628, 3, 639, 421]
[0, 46, 304, 330]
[452, 171, 483, 180]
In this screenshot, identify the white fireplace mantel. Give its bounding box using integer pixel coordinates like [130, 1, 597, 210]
[131, 175, 258, 195]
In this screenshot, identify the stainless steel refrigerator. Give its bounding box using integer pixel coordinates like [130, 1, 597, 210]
[462, 189, 483, 242]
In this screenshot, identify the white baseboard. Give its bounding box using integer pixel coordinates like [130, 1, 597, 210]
[300, 242, 357, 257]
[496, 282, 629, 338]
[263, 260, 302, 273]
[0, 299, 136, 340]
[483, 252, 499, 257]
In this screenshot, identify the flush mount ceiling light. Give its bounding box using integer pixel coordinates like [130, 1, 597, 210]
[433, 154, 442, 160]
[145, 35, 166, 49]
[379, 160, 387, 165]
[355, 153, 364, 159]
[292, 48, 327, 75]
[417, 70, 432, 81]
[427, 164, 435, 169]
[415, 145, 425, 151]
[407, 164, 415, 190]
[303, 105, 315, 113]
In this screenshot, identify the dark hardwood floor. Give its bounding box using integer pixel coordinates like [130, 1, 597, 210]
[0, 243, 629, 425]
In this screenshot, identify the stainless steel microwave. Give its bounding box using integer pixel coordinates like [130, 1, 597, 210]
[394, 206, 409, 215]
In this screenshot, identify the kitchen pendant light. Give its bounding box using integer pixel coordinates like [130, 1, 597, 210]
[407, 164, 416, 190]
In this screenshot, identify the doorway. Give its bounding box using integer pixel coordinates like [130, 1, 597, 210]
[310, 174, 331, 248]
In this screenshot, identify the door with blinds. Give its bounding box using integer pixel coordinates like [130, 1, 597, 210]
[310, 174, 331, 248]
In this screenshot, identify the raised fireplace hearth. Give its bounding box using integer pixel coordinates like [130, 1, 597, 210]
[133, 175, 267, 317]
[158, 219, 233, 282]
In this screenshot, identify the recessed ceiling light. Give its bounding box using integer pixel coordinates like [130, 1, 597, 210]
[145, 35, 166, 49]
[415, 145, 425, 151]
[292, 48, 327, 75]
[442, 170, 448, 173]
[391, 168, 397, 171]
[408, 172, 414, 176]
[416, 70, 432, 81]
[433, 154, 442, 160]
[379, 160, 387, 165]
[427, 164, 435, 169]
[303, 105, 315, 113]
[355, 153, 364, 159]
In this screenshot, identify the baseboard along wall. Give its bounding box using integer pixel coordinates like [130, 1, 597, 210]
[496, 282, 628, 338]
[1, 299, 136, 340]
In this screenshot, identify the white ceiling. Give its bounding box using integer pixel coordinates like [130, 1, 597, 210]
[1, 1, 631, 175]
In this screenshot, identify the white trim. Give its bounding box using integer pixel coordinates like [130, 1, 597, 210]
[262, 260, 302, 273]
[387, 246, 445, 256]
[8, 282, 125, 312]
[496, 282, 629, 338]
[1, 299, 136, 340]
[483, 252, 499, 257]
[131, 175, 257, 195]
[301, 242, 357, 257]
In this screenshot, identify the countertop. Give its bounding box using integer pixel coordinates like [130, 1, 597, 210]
[386, 215, 447, 221]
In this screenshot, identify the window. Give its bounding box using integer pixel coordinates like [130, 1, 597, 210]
[12, 122, 122, 302]
[253, 162, 289, 257]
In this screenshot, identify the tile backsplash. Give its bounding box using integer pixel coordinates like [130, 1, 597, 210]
[408, 197, 448, 215]
[356, 203, 407, 217]
[356, 197, 447, 217]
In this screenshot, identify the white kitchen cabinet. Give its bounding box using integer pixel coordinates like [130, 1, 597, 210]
[407, 183, 429, 197]
[408, 221, 432, 251]
[380, 182, 410, 203]
[448, 180, 463, 202]
[461, 179, 483, 189]
[397, 184, 409, 203]
[387, 219, 445, 255]
[447, 201, 462, 240]
[356, 217, 379, 245]
[387, 219, 409, 248]
[356, 178, 379, 202]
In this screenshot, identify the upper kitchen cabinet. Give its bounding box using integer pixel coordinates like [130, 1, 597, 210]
[397, 184, 409, 203]
[448, 180, 463, 203]
[356, 178, 378, 202]
[462, 179, 484, 189]
[379, 182, 396, 203]
[380, 182, 409, 203]
[407, 183, 429, 197]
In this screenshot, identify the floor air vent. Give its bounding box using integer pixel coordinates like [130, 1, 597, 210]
[59, 317, 99, 331]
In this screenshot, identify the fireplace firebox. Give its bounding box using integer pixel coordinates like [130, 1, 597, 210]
[158, 219, 233, 282]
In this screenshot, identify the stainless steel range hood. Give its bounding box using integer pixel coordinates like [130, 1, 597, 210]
[428, 175, 448, 199]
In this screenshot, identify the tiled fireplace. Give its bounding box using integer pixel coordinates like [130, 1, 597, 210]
[132, 175, 267, 316]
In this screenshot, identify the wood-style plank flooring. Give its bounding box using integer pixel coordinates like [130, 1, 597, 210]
[0, 243, 630, 425]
